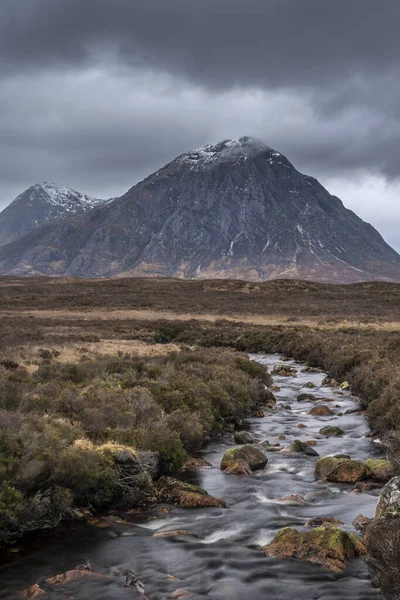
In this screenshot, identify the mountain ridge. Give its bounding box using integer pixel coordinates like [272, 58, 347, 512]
[0, 137, 399, 283]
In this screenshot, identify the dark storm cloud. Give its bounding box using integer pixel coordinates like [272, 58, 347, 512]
[1, 0, 400, 91]
[0, 0, 399, 250]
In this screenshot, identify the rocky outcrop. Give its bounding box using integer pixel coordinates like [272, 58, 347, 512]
[262, 525, 366, 572]
[220, 445, 268, 474]
[156, 477, 226, 508]
[315, 456, 368, 483]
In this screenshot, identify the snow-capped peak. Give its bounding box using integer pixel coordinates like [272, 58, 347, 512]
[35, 182, 105, 210]
[176, 136, 274, 167]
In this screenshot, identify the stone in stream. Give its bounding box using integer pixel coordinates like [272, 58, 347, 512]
[254, 409, 265, 418]
[298, 423, 307, 428]
[308, 405, 334, 416]
[315, 456, 368, 483]
[319, 426, 345, 437]
[365, 458, 395, 483]
[262, 389, 277, 407]
[297, 393, 317, 402]
[23, 585, 45, 598]
[303, 381, 316, 389]
[279, 494, 308, 506]
[220, 445, 268, 474]
[281, 439, 319, 457]
[180, 458, 212, 471]
[302, 366, 323, 373]
[272, 364, 298, 376]
[47, 567, 102, 585]
[355, 481, 382, 492]
[306, 440, 318, 446]
[262, 525, 366, 573]
[156, 477, 226, 508]
[169, 590, 194, 599]
[306, 517, 344, 528]
[234, 430, 255, 445]
[270, 386, 281, 392]
[352, 514, 373, 533]
[153, 530, 197, 539]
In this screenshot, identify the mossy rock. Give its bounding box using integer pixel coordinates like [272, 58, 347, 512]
[262, 525, 366, 572]
[297, 393, 317, 402]
[340, 381, 350, 390]
[365, 459, 394, 483]
[303, 381, 316, 389]
[319, 426, 345, 437]
[234, 431, 254, 445]
[220, 445, 268, 473]
[315, 456, 368, 483]
[283, 439, 319, 457]
[156, 477, 225, 508]
[309, 406, 334, 417]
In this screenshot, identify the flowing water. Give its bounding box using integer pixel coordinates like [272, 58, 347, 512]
[0, 355, 383, 599]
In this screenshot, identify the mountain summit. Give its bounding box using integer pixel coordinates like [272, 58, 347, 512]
[0, 137, 399, 282]
[0, 182, 108, 245]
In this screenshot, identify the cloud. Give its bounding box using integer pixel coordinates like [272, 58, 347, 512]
[0, 0, 399, 251]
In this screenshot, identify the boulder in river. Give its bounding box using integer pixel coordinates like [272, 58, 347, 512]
[365, 458, 394, 483]
[352, 514, 372, 533]
[297, 393, 317, 402]
[309, 406, 334, 417]
[315, 456, 368, 483]
[262, 525, 366, 573]
[261, 389, 277, 407]
[303, 381, 316, 389]
[282, 439, 319, 457]
[272, 364, 298, 376]
[156, 477, 226, 508]
[234, 431, 254, 445]
[180, 458, 212, 471]
[220, 445, 268, 474]
[319, 426, 345, 437]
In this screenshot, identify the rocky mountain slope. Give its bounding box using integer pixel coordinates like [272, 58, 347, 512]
[0, 137, 399, 282]
[0, 182, 108, 245]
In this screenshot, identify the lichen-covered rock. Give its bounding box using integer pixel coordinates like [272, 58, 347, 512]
[297, 393, 317, 402]
[156, 477, 226, 508]
[365, 458, 394, 483]
[220, 445, 268, 474]
[309, 406, 334, 416]
[282, 440, 319, 457]
[234, 431, 254, 445]
[375, 476, 400, 517]
[319, 426, 345, 437]
[315, 456, 368, 483]
[262, 526, 366, 572]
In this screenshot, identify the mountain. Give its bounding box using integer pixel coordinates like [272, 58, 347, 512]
[0, 136, 399, 283]
[0, 182, 108, 245]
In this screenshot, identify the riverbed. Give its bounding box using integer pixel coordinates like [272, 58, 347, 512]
[0, 355, 382, 599]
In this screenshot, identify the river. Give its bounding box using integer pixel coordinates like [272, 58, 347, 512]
[0, 355, 382, 599]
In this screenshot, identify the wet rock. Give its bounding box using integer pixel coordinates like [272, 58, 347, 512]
[47, 568, 100, 585]
[180, 458, 212, 472]
[365, 458, 394, 483]
[262, 525, 366, 573]
[375, 476, 400, 517]
[270, 386, 281, 392]
[303, 381, 316, 389]
[262, 389, 277, 407]
[355, 481, 382, 492]
[234, 431, 254, 445]
[309, 406, 334, 417]
[221, 445, 268, 473]
[282, 440, 319, 457]
[319, 426, 345, 437]
[305, 489, 334, 503]
[279, 404, 292, 410]
[279, 494, 308, 506]
[124, 571, 146, 594]
[223, 461, 253, 475]
[306, 440, 318, 446]
[352, 514, 373, 533]
[254, 410, 265, 418]
[156, 477, 226, 508]
[272, 364, 297, 376]
[277, 435, 286, 440]
[306, 517, 344, 528]
[153, 530, 196, 539]
[298, 423, 307, 428]
[169, 589, 194, 599]
[297, 393, 317, 402]
[302, 366, 323, 373]
[23, 585, 46, 598]
[315, 456, 368, 483]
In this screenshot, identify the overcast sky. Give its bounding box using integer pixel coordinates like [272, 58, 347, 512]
[1, 0, 399, 250]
